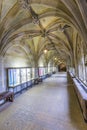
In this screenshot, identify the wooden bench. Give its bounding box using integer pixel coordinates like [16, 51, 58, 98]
[0, 91, 14, 102]
[38, 77, 43, 82]
[46, 73, 51, 78]
[34, 78, 39, 85]
[34, 77, 43, 85]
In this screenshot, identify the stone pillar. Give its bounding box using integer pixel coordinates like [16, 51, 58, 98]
[82, 54, 86, 82]
[0, 56, 5, 92]
[35, 67, 39, 78]
[81, 42, 86, 82]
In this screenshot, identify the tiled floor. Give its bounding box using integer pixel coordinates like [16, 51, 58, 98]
[0, 72, 87, 130]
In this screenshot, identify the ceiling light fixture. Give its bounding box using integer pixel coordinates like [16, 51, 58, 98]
[44, 49, 48, 54]
[54, 58, 57, 60]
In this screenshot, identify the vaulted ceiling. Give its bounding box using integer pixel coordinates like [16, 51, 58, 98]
[0, 0, 87, 66]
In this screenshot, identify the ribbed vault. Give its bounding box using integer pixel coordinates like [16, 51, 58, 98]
[0, 0, 87, 68]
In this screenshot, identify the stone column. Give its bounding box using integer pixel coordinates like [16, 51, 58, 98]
[0, 56, 5, 92]
[81, 41, 86, 82]
[35, 67, 39, 78]
[82, 54, 86, 82]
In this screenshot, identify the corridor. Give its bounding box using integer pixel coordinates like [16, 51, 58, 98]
[0, 73, 87, 130]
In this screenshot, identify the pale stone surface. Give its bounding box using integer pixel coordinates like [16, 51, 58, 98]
[0, 72, 87, 130]
[0, 57, 5, 92]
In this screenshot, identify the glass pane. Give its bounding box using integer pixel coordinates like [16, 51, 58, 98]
[8, 69, 14, 86]
[27, 68, 31, 81]
[14, 69, 20, 86]
[39, 68, 44, 76]
[21, 69, 26, 83]
[32, 68, 35, 79]
[45, 67, 48, 74]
